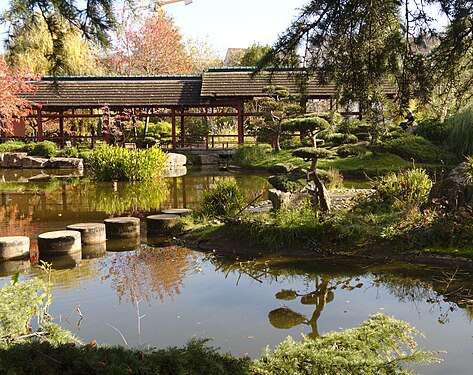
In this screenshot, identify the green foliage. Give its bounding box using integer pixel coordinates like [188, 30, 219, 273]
[372, 168, 432, 210]
[201, 180, 245, 219]
[447, 106, 473, 157]
[57, 146, 79, 158]
[336, 143, 368, 158]
[0, 264, 77, 347]
[268, 175, 305, 193]
[89, 145, 167, 181]
[293, 147, 330, 160]
[232, 145, 271, 168]
[0, 140, 27, 153]
[282, 115, 330, 133]
[251, 314, 440, 375]
[381, 135, 457, 164]
[0, 338, 249, 375]
[415, 118, 451, 144]
[24, 141, 58, 158]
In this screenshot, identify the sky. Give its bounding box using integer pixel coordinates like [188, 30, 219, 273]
[160, 0, 309, 58]
[0, 0, 310, 58]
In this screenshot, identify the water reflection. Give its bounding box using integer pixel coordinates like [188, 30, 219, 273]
[101, 246, 200, 304]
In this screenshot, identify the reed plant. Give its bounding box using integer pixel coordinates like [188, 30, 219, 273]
[89, 145, 167, 181]
[201, 180, 245, 219]
[447, 105, 473, 157]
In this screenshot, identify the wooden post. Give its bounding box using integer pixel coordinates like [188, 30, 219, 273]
[237, 101, 244, 144]
[59, 110, 65, 148]
[37, 109, 43, 142]
[171, 108, 177, 151]
[180, 114, 185, 147]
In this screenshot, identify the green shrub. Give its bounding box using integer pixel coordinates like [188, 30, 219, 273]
[337, 143, 368, 158]
[447, 106, 473, 157]
[381, 135, 457, 164]
[24, 141, 58, 158]
[415, 117, 451, 144]
[232, 145, 270, 168]
[373, 168, 432, 210]
[251, 314, 440, 375]
[57, 146, 79, 158]
[90, 145, 167, 181]
[268, 175, 305, 193]
[201, 180, 245, 218]
[0, 140, 27, 153]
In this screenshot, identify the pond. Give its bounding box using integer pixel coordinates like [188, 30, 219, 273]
[0, 167, 472, 374]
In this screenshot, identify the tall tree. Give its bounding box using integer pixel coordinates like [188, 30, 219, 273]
[0, 58, 38, 134]
[1, 0, 130, 75]
[260, 0, 473, 116]
[5, 11, 104, 76]
[185, 37, 223, 74]
[103, 11, 192, 75]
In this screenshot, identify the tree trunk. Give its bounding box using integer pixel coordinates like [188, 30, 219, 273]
[310, 158, 331, 212]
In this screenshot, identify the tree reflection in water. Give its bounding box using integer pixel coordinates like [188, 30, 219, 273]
[207, 254, 473, 337]
[101, 246, 200, 304]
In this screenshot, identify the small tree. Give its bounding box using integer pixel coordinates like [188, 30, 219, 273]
[282, 113, 331, 147]
[253, 85, 302, 152]
[0, 58, 38, 135]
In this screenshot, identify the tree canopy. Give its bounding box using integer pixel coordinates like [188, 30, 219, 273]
[260, 0, 473, 117]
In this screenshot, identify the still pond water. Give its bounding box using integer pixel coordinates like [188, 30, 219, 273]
[0, 167, 472, 374]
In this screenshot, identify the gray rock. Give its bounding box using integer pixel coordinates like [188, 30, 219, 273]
[268, 188, 310, 210]
[22, 156, 48, 169]
[1, 152, 27, 168]
[429, 162, 473, 207]
[46, 157, 83, 169]
[166, 153, 187, 167]
[196, 153, 220, 165]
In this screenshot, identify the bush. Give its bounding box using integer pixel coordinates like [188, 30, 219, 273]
[373, 168, 432, 210]
[251, 314, 440, 375]
[381, 134, 457, 164]
[201, 180, 245, 218]
[57, 146, 79, 158]
[415, 117, 451, 144]
[447, 106, 473, 157]
[0, 140, 27, 153]
[232, 145, 270, 168]
[90, 145, 167, 181]
[336, 143, 368, 158]
[24, 141, 58, 158]
[268, 175, 305, 193]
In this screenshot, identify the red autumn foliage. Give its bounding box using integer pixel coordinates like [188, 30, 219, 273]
[103, 11, 191, 75]
[0, 58, 39, 134]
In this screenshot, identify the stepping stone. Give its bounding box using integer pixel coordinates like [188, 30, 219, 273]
[38, 230, 81, 255]
[66, 223, 106, 245]
[104, 217, 140, 239]
[0, 236, 30, 260]
[147, 214, 181, 235]
[161, 208, 192, 216]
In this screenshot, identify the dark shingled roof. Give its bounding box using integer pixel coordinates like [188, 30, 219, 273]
[201, 68, 336, 98]
[24, 76, 203, 108]
[22, 69, 396, 109]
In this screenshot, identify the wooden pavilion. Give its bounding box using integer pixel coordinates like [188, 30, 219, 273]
[14, 67, 395, 150]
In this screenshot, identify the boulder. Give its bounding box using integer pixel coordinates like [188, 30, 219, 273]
[196, 153, 220, 165]
[1, 152, 27, 168]
[22, 156, 48, 169]
[46, 157, 83, 169]
[268, 188, 310, 210]
[429, 162, 473, 208]
[165, 153, 187, 167]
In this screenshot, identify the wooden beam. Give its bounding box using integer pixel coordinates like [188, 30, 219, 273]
[37, 110, 43, 142]
[237, 101, 244, 144]
[171, 108, 177, 151]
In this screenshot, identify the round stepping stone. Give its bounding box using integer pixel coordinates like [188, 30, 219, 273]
[104, 217, 140, 239]
[66, 223, 106, 245]
[38, 230, 81, 256]
[147, 214, 180, 235]
[161, 208, 192, 216]
[0, 236, 30, 260]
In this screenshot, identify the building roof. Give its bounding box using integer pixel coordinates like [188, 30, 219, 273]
[24, 75, 203, 109]
[22, 68, 396, 110]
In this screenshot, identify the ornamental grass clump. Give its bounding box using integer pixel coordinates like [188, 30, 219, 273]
[90, 144, 167, 181]
[201, 180, 245, 219]
[373, 168, 432, 210]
